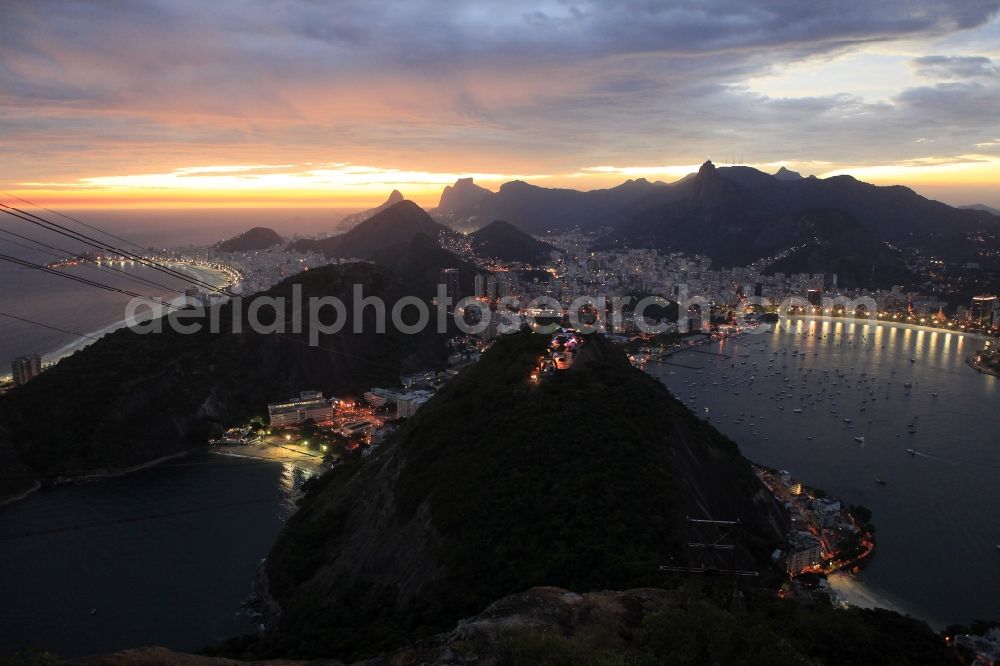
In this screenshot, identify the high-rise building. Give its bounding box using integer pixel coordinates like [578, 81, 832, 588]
[267, 390, 335, 427]
[440, 268, 461, 307]
[496, 273, 513, 299]
[11, 354, 42, 387]
[970, 295, 998, 327]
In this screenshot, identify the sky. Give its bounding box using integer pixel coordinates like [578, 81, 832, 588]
[2, 0, 999, 210]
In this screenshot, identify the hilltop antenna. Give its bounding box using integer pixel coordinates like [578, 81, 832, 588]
[660, 517, 758, 606]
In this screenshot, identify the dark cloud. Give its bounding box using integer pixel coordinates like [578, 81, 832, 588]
[0, 0, 999, 187]
[912, 55, 998, 79]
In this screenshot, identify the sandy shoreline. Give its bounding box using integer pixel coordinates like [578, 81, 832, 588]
[0, 480, 42, 507]
[825, 571, 942, 627]
[1, 263, 232, 383]
[780, 313, 987, 340]
[209, 442, 327, 471]
[0, 441, 327, 507]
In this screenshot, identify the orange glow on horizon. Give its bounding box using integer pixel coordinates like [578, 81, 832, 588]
[3, 158, 998, 210]
[0, 187, 444, 210]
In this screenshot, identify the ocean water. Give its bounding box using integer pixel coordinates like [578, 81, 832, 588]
[0, 262, 225, 375]
[0, 317, 996, 658]
[0, 208, 354, 375]
[0, 209, 351, 657]
[0, 453, 316, 658]
[647, 318, 1000, 628]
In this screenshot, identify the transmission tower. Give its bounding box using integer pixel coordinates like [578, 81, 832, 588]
[661, 517, 758, 576]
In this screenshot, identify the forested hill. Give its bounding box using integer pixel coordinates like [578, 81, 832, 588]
[250, 332, 786, 660]
[214, 226, 282, 252]
[468, 219, 555, 264]
[0, 263, 434, 495]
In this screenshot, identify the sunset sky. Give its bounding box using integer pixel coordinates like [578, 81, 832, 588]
[2, 1, 999, 210]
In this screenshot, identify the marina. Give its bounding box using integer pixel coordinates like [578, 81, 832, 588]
[647, 317, 1000, 627]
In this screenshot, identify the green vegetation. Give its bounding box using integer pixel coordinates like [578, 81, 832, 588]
[0, 263, 425, 482]
[847, 504, 874, 531]
[239, 332, 784, 661]
[506, 599, 809, 666]
[0, 648, 59, 666]
[469, 219, 554, 264]
[213, 226, 282, 252]
[505, 593, 958, 666]
[290, 200, 449, 260]
[975, 347, 1000, 373]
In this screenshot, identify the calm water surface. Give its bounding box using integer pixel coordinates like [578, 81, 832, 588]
[1, 316, 996, 658]
[0, 454, 315, 657]
[648, 317, 1000, 627]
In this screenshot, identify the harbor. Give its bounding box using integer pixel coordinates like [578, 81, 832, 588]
[646, 317, 1000, 628]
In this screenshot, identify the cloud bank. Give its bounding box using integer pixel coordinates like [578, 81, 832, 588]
[1, 0, 999, 205]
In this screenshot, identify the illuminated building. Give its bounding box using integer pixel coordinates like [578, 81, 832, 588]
[11, 354, 41, 387]
[970, 295, 998, 327]
[267, 390, 335, 427]
[787, 531, 822, 575]
[440, 268, 461, 306]
[401, 370, 437, 389]
[396, 390, 433, 418]
[363, 387, 402, 408]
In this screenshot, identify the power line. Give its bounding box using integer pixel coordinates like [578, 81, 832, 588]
[0, 197, 476, 398]
[0, 203, 233, 297]
[0, 251, 182, 311]
[0, 309, 101, 342]
[0, 245, 411, 383]
[1, 189, 153, 256]
[0, 226, 192, 296]
[0, 203, 234, 297]
[0, 200, 234, 295]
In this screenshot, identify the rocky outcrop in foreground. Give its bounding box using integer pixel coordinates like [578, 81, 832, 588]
[66, 587, 674, 666]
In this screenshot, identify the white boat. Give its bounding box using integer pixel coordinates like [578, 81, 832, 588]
[907, 448, 916, 455]
[854, 436, 865, 443]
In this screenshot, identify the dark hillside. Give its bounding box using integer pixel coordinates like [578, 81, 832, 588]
[257, 332, 785, 660]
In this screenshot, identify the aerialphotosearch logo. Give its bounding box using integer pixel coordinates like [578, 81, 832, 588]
[123, 283, 879, 344]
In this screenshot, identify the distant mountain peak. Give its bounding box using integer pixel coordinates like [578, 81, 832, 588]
[336, 189, 409, 231]
[437, 177, 492, 213]
[469, 219, 553, 263]
[291, 200, 449, 260]
[774, 166, 803, 181]
[213, 226, 282, 252]
[960, 203, 1000, 217]
[699, 160, 716, 175]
